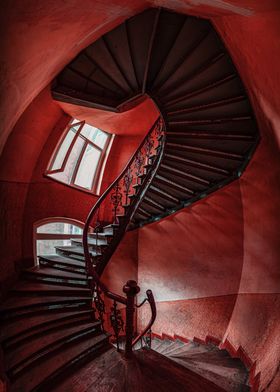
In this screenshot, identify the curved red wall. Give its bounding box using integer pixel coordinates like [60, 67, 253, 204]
[1, 3, 280, 391]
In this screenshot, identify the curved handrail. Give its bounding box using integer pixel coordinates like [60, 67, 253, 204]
[82, 116, 164, 353]
[82, 115, 161, 248]
[82, 116, 164, 303]
[132, 289, 157, 347]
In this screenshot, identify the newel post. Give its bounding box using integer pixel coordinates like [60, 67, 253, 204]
[123, 280, 140, 357]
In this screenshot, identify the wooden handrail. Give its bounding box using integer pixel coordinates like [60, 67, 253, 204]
[82, 116, 163, 304]
[132, 289, 157, 348]
[82, 116, 164, 353]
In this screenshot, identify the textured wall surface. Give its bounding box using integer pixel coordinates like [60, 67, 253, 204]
[1, 2, 280, 390]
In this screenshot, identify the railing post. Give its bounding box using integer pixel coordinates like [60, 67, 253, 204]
[123, 280, 140, 358]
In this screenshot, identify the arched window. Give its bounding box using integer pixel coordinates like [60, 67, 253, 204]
[46, 119, 113, 194]
[34, 218, 84, 262]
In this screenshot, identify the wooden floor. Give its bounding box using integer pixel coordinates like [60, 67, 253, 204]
[52, 347, 226, 392]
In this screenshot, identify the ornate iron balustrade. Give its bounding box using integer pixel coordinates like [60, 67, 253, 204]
[82, 116, 164, 356]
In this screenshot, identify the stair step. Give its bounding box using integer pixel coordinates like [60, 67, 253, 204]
[135, 349, 226, 392]
[88, 231, 113, 239]
[103, 224, 119, 236]
[5, 313, 97, 353]
[161, 163, 210, 186]
[21, 276, 88, 289]
[0, 295, 91, 320]
[6, 321, 101, 374]
[71, 237, 108, 247]
[169, 356, 249, 392]
[23, 266, 87, 280]
[55, 245, 101, 258]
[11, 282, 91, 297]
[39, 261, 86, 276]
[10, 333, 110, 391]
[167, 341, 212, 357]
[1, 310, 95, 345]
[39, 255, 85, 268]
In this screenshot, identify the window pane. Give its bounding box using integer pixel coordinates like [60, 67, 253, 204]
[81, 124, 108, 148]
[37, 222, 82, 234]
[36, 239, 72, 256]
[49, 136, 85, 184]
[74, 144, 101, 189]
[51, 125, 80, 170]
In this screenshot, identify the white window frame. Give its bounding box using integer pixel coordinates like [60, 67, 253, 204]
[33, 217, 85, 265]
[45, 119, 113, 194]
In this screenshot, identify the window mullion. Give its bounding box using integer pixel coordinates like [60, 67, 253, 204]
[70, 139, 88, 185]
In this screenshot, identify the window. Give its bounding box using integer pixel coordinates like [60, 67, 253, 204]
[46, 119, 113, 194]
[34, 218, 84, 261]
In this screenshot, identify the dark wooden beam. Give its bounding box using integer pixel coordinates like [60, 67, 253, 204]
[164, 74, 237, 109]
[142, 8, 161, 93]
[52, 87, 119, 113]
[161, 52, 225, 99]
[167, 95, 246, 116]
[155, 175, 194, 195]
[82, 51, 127, 94]
[102, 35, 134, 93]
[154, 26, 211, 93]
[149, 185, 180, 204]
[166, 142, 244, 160]
[150, 16, 187, 89]
[164, 153, 229, 175]
[168, 115, 252, 126]
[161, 163, 210, 186]
[166, 131, 255, 141]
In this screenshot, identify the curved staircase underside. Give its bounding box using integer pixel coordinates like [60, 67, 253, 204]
[53, 7, 259, 228]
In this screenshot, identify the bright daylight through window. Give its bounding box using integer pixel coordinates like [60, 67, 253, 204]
[34, 220, 83, 259]
[46, 119, 112, 193]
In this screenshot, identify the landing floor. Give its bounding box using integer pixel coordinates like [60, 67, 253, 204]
[52, 347, 226, 392]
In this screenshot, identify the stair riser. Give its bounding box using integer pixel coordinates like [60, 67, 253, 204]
[7, 328, 102, 380]
[1, 310, 95, 345]
[22, 273, 89, 288]
[39, 261, 86, 275]
[3, 316, 98, 350]
[1, 302, 92, 320]
[29, 338, 110, 392]
[55, 249, 85, 260]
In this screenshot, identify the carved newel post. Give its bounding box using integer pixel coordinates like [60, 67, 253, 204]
[123, 280, 140, 357]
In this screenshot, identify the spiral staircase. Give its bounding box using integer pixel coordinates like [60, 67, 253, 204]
[53, 7, 259, 230]
[0, 7, 259, 392]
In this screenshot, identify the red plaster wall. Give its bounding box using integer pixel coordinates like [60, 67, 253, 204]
[0, 88, 63, 292]
[138, 10, 280, 392]
[1, 1, 278, 154]
[1, 2, 280, 390]
[137, 180, 243, 344]
[0, 84, 144, 295]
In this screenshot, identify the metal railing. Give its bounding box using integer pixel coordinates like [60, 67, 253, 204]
[82, 116, 165, 356]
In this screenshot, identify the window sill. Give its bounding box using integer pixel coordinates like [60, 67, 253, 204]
[43, 173, 100, 197]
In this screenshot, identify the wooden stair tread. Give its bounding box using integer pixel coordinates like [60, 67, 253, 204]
[134, 349, 226, 391]
[39, 255, 85, 267]
[10, 333, 110, 391]
[5, 321, 100, 372]
[25, 266, 87, 280]
[71, 237, 108, 246]
[51, 347, 227, 392]
[1, 310, 94, 343]
[0, 295, 91, 313]
[11, 282, 91, 295]
[170, 356, 249, 392]
[55, 245, 101, 256]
